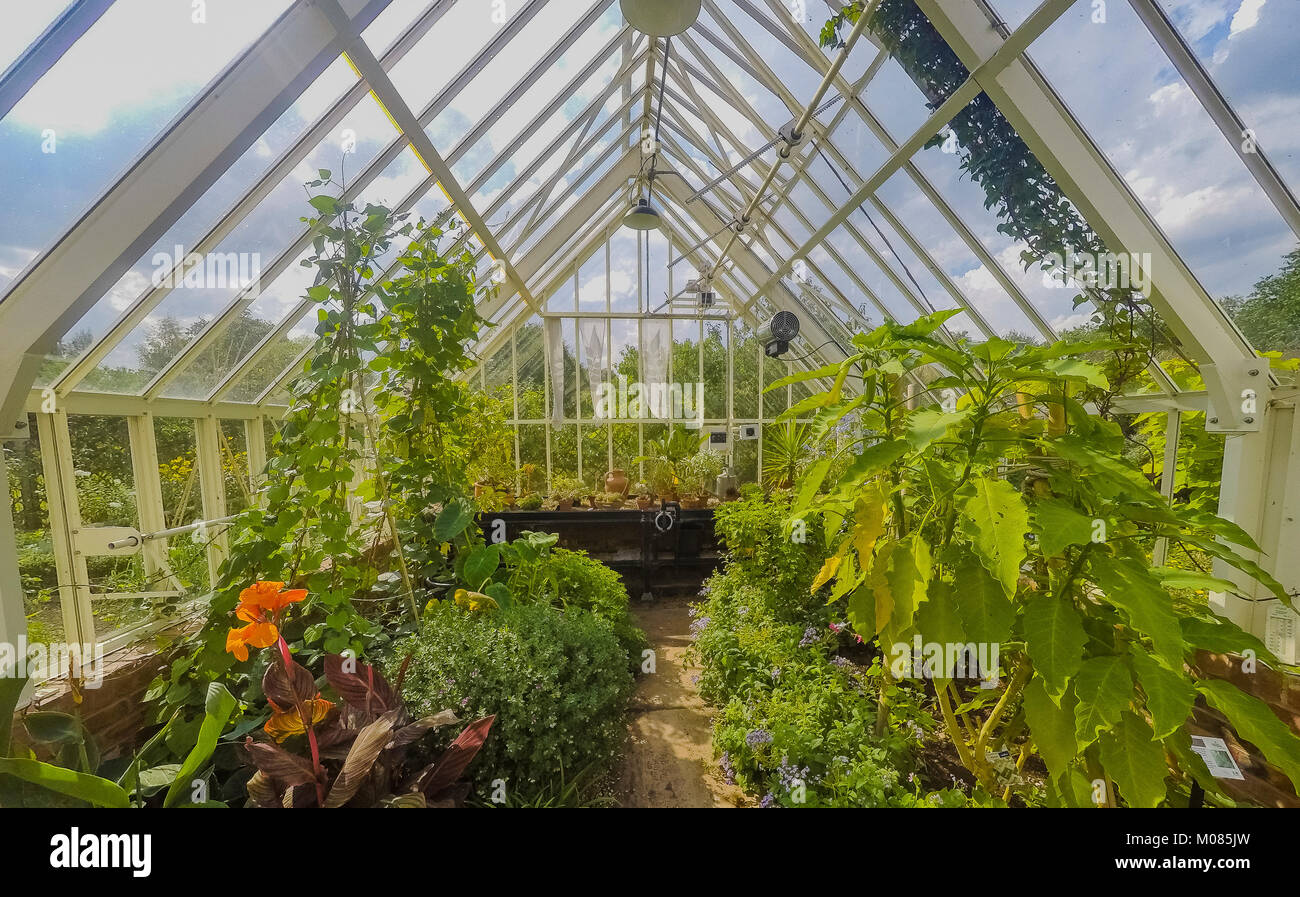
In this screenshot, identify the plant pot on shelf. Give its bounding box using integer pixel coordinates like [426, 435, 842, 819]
[636, 496, 653, 510]
[556, 499, 574, 511]
[680, 495, 707, 510]
[604, 468, 630, 497]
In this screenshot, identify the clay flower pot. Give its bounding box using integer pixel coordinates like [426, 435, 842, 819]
[604, 468, 629, 497]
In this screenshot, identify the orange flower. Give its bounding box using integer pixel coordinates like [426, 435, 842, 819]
[264, 695, 334, 743]
[225, 621, 279, 662]
[237, 581, 308, 619]
[224, 581, 309, 661]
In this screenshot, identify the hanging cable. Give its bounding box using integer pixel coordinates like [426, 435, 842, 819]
[814, 145, 937, 314]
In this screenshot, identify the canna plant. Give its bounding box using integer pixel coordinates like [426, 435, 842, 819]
[227, 582, 494, 808]
[781, 310, 1300, 806]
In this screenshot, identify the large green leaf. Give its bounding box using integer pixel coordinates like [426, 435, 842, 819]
[164, 683, 236, 808]
[863, 537, 929, 643]
[1180, 616, 1276, 665]
[1090, 555, 1185, 668]
[957, 476, 1028, 598]
[0, 758, 130, 808]
[1072, 656, 1133, 746]
[1129, 650, 1194, 739]
[1022, 676, 1078, 783]
[1022, 593, 1086, 698]
[914, 580, 965, 683]
[1099, 711, 1168, 808]
[1051, 435, 1159, 497]
[1198, 679, 1300, 790]
[794, 456, 832, 514]
[460, 543, 501, 592]
[432, 500, 473, 542]
[905, 408, 968, 452]
[1031, 498, 1097, 558]
[831, 439, 910, 498]
[952, 554, 1014, 646]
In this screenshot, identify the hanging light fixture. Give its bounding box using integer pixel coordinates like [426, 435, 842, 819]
[623, 194, 663, 230]
[620, 0, 701, 36]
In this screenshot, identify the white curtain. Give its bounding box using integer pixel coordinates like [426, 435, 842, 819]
[579, 319, 607, 415]
[545, 317, 565, 422]
[642, 318, 670, 418]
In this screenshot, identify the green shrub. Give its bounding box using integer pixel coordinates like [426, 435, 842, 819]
[393, 602, 634, 800]
[499, 539, 646, 665]
[710, 486, 829, 625]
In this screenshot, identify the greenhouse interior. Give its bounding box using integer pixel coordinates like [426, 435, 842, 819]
[1, 0, 1299, 827]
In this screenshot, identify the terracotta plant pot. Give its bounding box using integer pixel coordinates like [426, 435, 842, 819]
[604, 468, 629, 497]
[636, 497, 653, 510]
[556, 499, 574, 511]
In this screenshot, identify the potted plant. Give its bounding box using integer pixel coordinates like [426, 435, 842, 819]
[634, 427, 702, 503]
[678, 449, 724, 509]
[518, 492, 543, 511]
[596, 491, 626, 510]
[633, 481, 653, 510]
[549, 475, 584, 511]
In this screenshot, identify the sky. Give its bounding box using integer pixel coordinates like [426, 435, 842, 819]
[0, 0, 1296, 393]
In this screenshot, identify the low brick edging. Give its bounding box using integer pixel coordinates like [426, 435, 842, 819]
[1191, 650, 1300, 807]
[11, 634, 186, 762]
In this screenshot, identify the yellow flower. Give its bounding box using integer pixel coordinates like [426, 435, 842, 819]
[264, 695, 334, 742]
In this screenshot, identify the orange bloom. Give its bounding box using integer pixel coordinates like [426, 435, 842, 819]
[225, 621, 280, 662]
[264, 695, 334, 743]
[237, 581, 308, 619]
[224, 581, 309, 661]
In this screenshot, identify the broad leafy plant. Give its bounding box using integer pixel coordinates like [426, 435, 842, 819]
[784, 310, 1300, 806]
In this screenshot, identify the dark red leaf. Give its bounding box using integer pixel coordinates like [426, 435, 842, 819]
[244, 736, 318, 788]
[417, 715, 494, 798]
[263, 658, 318, 709]
[324, 653, 396, 715]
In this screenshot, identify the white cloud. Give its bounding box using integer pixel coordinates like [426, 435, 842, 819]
[1230, 0, 1266, 34]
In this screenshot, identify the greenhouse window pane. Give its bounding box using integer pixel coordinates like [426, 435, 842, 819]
[0, 0, 293, 286]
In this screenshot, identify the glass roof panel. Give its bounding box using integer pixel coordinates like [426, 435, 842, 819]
[1028, 1, 1296, 312]
[35, 55, 359, 386]
[0, 1, 75, 74]
[451, 27, 626, 189]
[425, 1, 613, 153]
[1152, 0, 1299, 192]
[386, 0, 507, 115]
[0, 0, 294, 294]
[74, 91, 401, 394]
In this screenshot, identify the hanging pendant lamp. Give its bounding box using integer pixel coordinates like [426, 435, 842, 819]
[620, 0, 701, 37]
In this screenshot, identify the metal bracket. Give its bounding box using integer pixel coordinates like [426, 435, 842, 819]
[1202, 359, 1265, 433]
[777, 120, 803, 158]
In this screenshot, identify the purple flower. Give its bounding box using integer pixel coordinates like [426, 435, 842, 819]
[776, 756, 812, 792]
[799, 626, 820, 647]
[689, 616, 711, 637]
[831, 655, 851, 668]
[759, 793, 776, 808]
[460, 696, 470, 707]
[719, 751, 737, 786]
[745, 729, 773, 748]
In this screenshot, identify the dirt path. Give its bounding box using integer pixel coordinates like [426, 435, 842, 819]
[614, 596, 747, 808]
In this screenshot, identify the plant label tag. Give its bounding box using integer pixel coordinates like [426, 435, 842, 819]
[1190, 735, 1245, 780]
